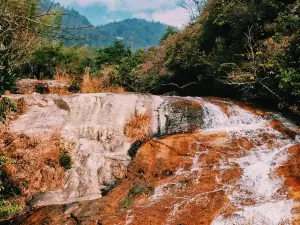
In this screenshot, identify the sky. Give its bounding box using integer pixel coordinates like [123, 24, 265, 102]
[55, 0, 190, 28]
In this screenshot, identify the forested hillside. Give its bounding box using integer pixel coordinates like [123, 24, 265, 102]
[1, 0, 300, 118]
[134, 0, 300, 117]
[40, 0, 168, 49]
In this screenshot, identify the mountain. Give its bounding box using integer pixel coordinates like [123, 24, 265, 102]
[40, 0, 168, 49]
[84, 19, 168, 49]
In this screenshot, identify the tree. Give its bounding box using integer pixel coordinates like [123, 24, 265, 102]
[95, 40, 131, 68]
[0, 0, 93, 95]
[160, 26, 179, 44]
[0, 0, 40, 94]
[176, 0, 205, 22]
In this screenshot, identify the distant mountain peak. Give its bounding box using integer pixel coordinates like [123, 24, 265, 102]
[40, 0, 168, 49]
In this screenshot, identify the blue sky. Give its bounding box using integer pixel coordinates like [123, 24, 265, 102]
[55, 0, 189, 27]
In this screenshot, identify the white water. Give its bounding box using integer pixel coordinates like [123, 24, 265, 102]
[9, 94, 299, 223]
[200, 101, 297, 225]
[146, 100, 298, 225]
[201, 102, 265, 132]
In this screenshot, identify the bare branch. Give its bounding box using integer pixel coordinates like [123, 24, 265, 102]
[177, 0, 205, 22]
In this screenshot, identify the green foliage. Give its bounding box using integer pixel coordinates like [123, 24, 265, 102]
[120, 196, 133, 210]
[120, 183, 153, 210]
[0, 156, 21, 218]
[160, 26, 179, 44]
[0, 200, 20, 218]
[108, 48, 147, 91]
[0, 171, 21, 199]
[0, 98, 17, 123]
[68, 79, 81, 93]
[95, 41, 131, 69]
[0, 66, 17, 96]
[25, 44, 64, 79]
[154, 0, 300, 115]
[59, 149, 72, 170]
[0, 0, 64, 93]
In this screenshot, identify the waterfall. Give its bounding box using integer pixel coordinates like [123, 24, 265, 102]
[201, 101, 265, 131]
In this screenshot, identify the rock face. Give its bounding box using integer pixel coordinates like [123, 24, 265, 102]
[14, 79, 69, 94]
[6, 94, 300, 225]
[9, 93, 203, 206]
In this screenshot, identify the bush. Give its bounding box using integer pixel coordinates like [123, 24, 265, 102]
[0, 98, 17, 123]
[0, 64, 17, 96]
[68, 79, 81, 93]
[59, 149, 71, 170]
[119, 183, 153, 210]
[0, 200, 20, 218]
[0, 156, 21, 218]
[95, 40, 131, 69]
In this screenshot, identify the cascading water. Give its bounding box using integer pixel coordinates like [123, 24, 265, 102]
[144, 99, 299, 225]
[201, 100, 297, 225]
[201, 101, 265, 131]
[9, 94, 300, 225]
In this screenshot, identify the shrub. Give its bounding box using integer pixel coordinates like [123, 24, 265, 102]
[124, 111, 151, 142]
[0, 65, 17, 96]
[68, 79, 81, 93]
[0, 200, 20, 218]
[0, 155, 21, 218]
[0, 98, 17, 123]
[119, 183, 153, 210]
[59, 149, 71, 170]
[119, 196, 133, 210]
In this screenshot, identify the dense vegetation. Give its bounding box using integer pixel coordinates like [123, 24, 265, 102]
[1, 0, 300, 117]
[40, 0, 169, 49]
[1, 0, 300, 219]
[136, 0, 300, 116]
[70, 19, 169, 50]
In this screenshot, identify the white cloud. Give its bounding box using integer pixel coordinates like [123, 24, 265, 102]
[57, 0, 175, 12]
[132, 12, 151, 20]
[56, 0, 190, 27]
[152, 7, 189, 28]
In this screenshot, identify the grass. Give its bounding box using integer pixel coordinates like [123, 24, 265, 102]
[120, 196, 133, 210]
[80, 74, 125, 94]
[0, 200, 20, 218]
[124, 111, 151, 142]
[54, 70, 126, 94]
[119, 183, 153, 210]
[0, 98, 17, 123]
[0, 127, 65, 203]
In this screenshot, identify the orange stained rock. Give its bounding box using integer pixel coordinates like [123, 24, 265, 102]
[9, 123, 300, 225]
[277, 144, 300, 225]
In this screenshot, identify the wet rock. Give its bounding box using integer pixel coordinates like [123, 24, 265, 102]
[8, 93, 205, 206]
[5, 95, 300, 225]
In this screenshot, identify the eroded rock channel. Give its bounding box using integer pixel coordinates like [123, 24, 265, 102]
[3, 93, 300, 225]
